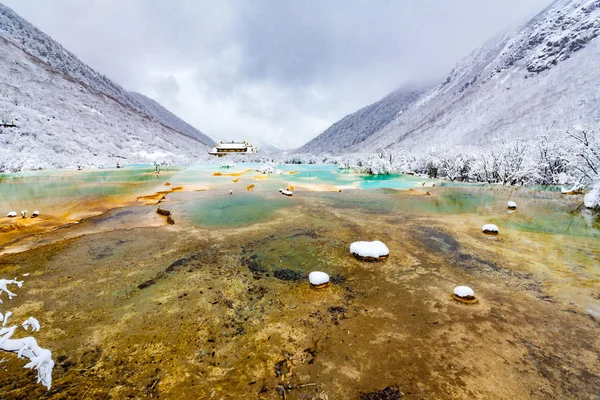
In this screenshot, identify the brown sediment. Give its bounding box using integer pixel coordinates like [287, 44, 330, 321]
[452, 294, 479, 304]
[164, 182, 171, 186]
[0, 188, 599, 399]
[156, 207, 171, 216]
[311, 282, 330, 289]
[215, 169, 254, 177]
[246, 184, 255, 191]
[352, 253, 389, 262]
[232, 178, 240, 183]
[137, 191, 170, 205]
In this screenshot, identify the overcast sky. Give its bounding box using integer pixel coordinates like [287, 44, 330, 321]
[4, 0, 552, 149]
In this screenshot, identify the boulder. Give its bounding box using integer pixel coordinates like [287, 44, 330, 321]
[308, 271, 330, 288]
[453, 286, 478, 304]
[350, 241, 389, 261]
[482, 224, 499, 235]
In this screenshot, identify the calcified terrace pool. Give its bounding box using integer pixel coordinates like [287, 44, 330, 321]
[0, 164, 599, 399]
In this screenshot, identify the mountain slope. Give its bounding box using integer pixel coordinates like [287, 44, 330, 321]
[0, 2, 212, 147]
[0, 37, 211, 171]
[299, 0, 600, 155]
[299, 88, 423, 154]
[357, 0, 600, 152]
[129, 92, 214, 146]
[0, 2, 212, 171]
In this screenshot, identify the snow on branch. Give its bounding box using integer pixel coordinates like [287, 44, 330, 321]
[0, 277, 54, 390]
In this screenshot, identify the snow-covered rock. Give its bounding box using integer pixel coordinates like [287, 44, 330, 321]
[482, 224, 499, 234]
[561, 183, 585, 194]
[453, 285, 478, 303]
[308, 271, 330, 287]
[281, 189, 293, 197]
[31, 210, 39, 218]
[584, 181, 600, 209]
[20, 210, 27, 218]
[453, 286, 475, 298]
[6, 211, 17, 217]
[508, 201, 517, 210]
[256, 163, 283, 174]
[350, 241, 389, 261]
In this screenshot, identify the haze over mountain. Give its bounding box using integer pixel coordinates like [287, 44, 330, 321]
[0, 2, 212, 171]
[303, 0, 600, 154]
[299, 89, 423, 154]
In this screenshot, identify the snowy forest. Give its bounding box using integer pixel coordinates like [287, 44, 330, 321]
[252, 127, 600, 209]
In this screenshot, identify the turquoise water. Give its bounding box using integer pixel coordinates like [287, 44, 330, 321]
[0, 166, 175, 203]
[1, 165, 597, 238]
[171, 192, 293, 228]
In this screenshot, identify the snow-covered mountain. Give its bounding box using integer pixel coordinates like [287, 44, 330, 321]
[252, 140, 281, 154]
[0, 2, 213, 171]
[304, 0, 600, 154]
[128, 92, 213, 146]
[298, 89, 423, 154]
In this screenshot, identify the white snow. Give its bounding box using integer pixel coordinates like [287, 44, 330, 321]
[2, 311, 12, 327]
[22, 317, 40, 332]
[308, 271, 330, 286]
[256, 163, 283, 174]
[0, 3, 214, 172]
[350, 241, 389, 259]
[561, 183, 584, 194]
[300, 0, 600, 161]
[453, 286, 475, 298]
[0, 275, 54, 390]
[508, 201, 517, 209]
[0, 278, 22, 300]
[482, 224, 499, 234]
[31, 211, 40, 218]
[281, 189, 293, 197]
[584, 181, 600, 209]
[6, 211, 17, 217]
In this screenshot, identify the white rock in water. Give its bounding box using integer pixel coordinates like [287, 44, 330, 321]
[281, 189, 293, 197]
[584, 181, 600, 210]
[31, 210, 40, 217]
[453, 286, 474, 298]
[7, 211, 17, 217]
[507, 201, 517, 209]
[309, 271, 329, 287]
[21, 210, 28, 218]
[350, 241, 389, 259]
[482, 224, 499, 234]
